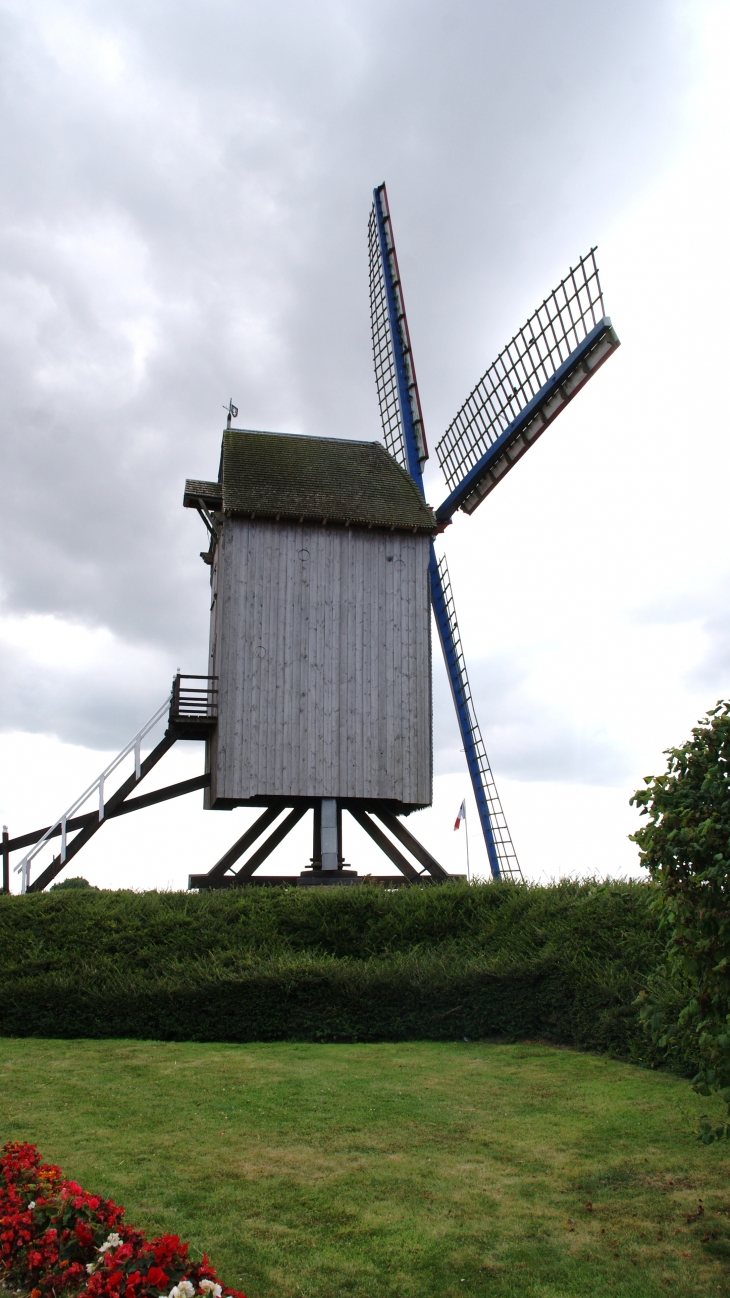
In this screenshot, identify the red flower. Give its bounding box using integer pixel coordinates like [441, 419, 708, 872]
[151, 1234, 184, 1266]
[74, 1222, 94, 1248]
[0, 1142, 241, 1298]
[145, 1266, 169, 1288]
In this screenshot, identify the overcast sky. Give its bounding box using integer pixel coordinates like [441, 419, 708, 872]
[1, 0, 728, 888]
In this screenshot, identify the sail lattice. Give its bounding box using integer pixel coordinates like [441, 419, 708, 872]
[436, 249, 605, 493]
[368, 204, 407, 469]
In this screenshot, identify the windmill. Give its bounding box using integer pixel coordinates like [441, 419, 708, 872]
[9, 432, 454, 892]
[3, 188, 619, 894]
[368, 183, 620, 880]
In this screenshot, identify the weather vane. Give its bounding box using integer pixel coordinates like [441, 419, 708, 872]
[224, 400, 238, 429]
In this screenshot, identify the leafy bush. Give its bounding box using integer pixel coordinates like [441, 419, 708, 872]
[0, 880, 666, 1058]
[50, 877, 96, 891]
[0, 1140, 243, 1298]
[632, 701, 730, 1140]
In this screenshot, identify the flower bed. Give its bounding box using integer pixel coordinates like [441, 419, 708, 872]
[0, 1143, 244, 1298]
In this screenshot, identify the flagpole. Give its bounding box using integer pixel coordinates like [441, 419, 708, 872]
[465, 802, 471, 882]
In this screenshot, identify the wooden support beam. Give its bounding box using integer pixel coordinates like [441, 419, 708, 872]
[113, 773, 210, 817]
[202, 804, 285, 885]
[370, 804, 449, 880]
[234, 805, 308, 882]
[346, 807, 419, 881]
[27, 733, 178, 893]
[6, 774, 210, 854]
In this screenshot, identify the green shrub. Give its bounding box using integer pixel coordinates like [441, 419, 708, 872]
[632, 700, 730, 1139]
[0, 880, 668, 1058]
[49, 877, 96, 891]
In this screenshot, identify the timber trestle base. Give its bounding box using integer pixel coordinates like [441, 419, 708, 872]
[188, 797, 455, 888]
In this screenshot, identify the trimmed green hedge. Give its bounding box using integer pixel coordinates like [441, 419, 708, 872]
[0, 880, 673, 1058]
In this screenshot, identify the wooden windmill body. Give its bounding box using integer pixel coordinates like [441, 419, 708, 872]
[183, 428, 447, 883]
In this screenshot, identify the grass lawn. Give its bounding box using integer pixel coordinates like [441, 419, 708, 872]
[2, 1040, 730, 1298]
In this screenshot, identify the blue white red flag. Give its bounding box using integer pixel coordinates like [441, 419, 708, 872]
[454, 800, 466, 831]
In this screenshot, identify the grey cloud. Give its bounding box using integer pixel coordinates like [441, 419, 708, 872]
[689, 603, 730, 697]
[0, 637, 173, 749]
[629, 580, 730, 699]
[0, 0, 689, 743]
[433, 650, 631, 785]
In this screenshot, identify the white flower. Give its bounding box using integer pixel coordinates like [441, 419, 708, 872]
[86, 1264, 96, 1274]
[27, 1202, 36, 1210]
[98, 1233, 123, 1254]
[199, 1284, 221, 1297]
[170, 1283, 195, 1298]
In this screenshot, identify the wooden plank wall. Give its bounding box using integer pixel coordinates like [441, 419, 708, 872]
[207, 519, 432, 805]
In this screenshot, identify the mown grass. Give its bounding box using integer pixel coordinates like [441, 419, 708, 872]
[2, 1038, 729, 1297]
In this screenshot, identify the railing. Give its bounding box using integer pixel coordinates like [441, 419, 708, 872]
[169, 674, 218, 725]
[14, 692, 173, 894]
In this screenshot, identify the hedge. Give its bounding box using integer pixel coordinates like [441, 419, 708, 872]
[0, 880, 680, 1060]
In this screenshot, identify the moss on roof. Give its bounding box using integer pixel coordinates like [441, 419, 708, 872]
[191, 430, 435, 532]
[183, 479, 222, 509]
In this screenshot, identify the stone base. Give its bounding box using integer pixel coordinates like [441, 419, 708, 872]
[298, 869, 359, 887]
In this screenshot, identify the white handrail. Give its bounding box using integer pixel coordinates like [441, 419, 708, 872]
[15, 692, 172, 893]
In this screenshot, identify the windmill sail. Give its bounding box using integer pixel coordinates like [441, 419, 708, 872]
[368, 184, 428, 479]
[435, 249, 620, 521]
[430, 551, 522, 881]
[369, 181, 521, 881]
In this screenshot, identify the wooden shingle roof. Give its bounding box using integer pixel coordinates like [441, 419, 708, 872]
[184, 430, 436, 532]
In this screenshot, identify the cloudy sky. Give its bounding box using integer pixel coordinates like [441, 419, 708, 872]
[1, 0, 728, 888]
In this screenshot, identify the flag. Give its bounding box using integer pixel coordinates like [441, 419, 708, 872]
[454, 800, 466, 831]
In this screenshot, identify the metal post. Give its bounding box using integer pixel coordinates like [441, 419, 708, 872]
[312, 800, 322, 867]
[1, 826, 8, 894]
[321, 799, 339, 871]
